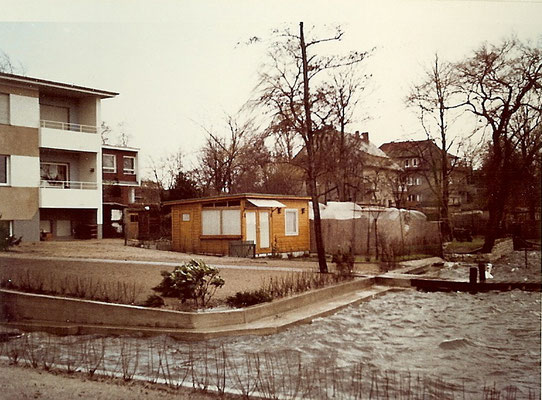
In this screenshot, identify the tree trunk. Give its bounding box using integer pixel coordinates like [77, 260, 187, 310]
[482, 141, 509, 252]
[300, 21, 328, 273]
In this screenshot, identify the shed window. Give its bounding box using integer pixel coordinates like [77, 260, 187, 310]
[285, 209, 299, 236]
[202, 209, 241, 236]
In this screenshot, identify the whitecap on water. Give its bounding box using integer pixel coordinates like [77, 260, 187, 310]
[438, 338, 474, 350]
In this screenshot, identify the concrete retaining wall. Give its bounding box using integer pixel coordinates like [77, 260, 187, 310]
[0, 277, 375, 332]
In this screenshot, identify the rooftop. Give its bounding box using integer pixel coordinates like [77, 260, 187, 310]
[0, 72, 118, 99]
[164, 193, 312, 206]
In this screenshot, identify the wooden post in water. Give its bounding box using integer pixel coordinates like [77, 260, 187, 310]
[469, 267, 478, 284]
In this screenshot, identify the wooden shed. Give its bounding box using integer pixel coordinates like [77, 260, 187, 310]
[166, 194, 311, 257]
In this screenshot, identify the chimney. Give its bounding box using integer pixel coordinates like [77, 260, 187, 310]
[361, 131, 369, 143]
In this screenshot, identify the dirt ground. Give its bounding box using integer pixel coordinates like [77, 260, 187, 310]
[0, 361, 243, 400]
[0, 239, 381, 306]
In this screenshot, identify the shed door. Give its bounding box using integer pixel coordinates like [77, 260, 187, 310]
[246, 211, 256, 245]
[259, 211, 270, 249]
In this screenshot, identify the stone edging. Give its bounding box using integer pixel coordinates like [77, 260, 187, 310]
[0, 277, 375, 335]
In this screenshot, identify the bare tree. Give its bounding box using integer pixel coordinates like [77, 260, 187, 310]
[407, 54, 466, 241]
[256, 22, 369, 273]
[149, 150, 200, 201]
[197, 114, 267, 195]
[0, 50, 25, 75]
[455, 37, 542, 251]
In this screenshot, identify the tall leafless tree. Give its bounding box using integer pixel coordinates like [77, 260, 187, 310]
[256, 22, 369, 273]
[455, 37, 542, 251]
[407, 54, 465, 241]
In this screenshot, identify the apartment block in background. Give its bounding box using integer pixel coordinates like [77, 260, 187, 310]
[102, 144, 140, 238]
[0, 72, 118, 241]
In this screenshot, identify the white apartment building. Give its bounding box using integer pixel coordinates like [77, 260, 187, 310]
[0, 72, 118, 241]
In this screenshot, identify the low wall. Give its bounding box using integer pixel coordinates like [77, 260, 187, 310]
[0, 277, 375, 333]
[444, 238, 514, 263]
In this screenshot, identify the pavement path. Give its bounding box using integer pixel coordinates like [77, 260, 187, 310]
[0, 254, 308, 272]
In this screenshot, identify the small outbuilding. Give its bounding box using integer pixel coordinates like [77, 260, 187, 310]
[166, 194, 311, 257]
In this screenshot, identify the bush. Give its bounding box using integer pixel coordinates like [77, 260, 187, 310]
[153, 259, 225, 308]
[332, 249, 354, 276]
[0, 223, 22, 251]
[226, 290, 273, 308]
[143, 294, 165, 308]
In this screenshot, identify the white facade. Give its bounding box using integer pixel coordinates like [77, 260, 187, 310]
[9, 94, 40, 128]
[39, 186, 101, 209]
[0, 72, 117, 241]
[10, 155, 40, 187]
[39, 127, 102, 153]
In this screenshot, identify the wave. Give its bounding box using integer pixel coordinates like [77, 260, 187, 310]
[438, 338, 474, 350]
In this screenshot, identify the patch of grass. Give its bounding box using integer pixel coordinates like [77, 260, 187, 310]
[445, 236, 485, 253]
[0, 269, 142, 305]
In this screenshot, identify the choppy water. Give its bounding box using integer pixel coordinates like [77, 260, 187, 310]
[219, 290, 541, 391]
[3, 290, 540, 398]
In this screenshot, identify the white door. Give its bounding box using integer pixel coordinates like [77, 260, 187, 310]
[57, 220, 72, 237]
[259, 211, 270, 249]
[246, 211, 256, 245]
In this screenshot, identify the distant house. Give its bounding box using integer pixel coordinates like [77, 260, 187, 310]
[166, 193, 310, 257]
[294, 130, 401, 207]
[379, 139, 475, 216]
[101, 144, 140, 238]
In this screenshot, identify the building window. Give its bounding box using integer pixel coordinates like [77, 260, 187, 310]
[415, 177, 421, 185]
[0, 93, 9, 125]
[407, 194, 421, 202]
[0, 155, 9, 185]
[412, 158, 419, 167]
[285, 209, 299, 236]
[40, 162, 69, 186]
[103, 154, 116, 173]
[0, 220, 13, 236]
[404, 159, 410, 168]
[202, 209, 241, 236]
[123, 156, 136, 175]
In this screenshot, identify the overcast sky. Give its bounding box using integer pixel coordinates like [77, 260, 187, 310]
[1, 0, 541, 176]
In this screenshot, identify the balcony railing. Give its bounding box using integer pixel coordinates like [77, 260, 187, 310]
[40, 180, 98, 190]
[40, 120, 97, 134]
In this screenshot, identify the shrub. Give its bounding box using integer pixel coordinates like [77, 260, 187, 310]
[0, 223, 22, 251]
[153, 259, 225, 308]
[332, 249, 355, 276]
[143, 294, 165, 308]
[226, 290, 272, 308]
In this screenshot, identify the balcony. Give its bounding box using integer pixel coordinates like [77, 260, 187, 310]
[39, 179, 100, 209]
[39, 120, 100, 152]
